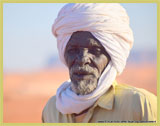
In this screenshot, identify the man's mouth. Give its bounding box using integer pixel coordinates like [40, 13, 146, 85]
[72, 70, 93, 79]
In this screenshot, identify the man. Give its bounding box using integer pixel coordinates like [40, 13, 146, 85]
[42, 3, 157, 123]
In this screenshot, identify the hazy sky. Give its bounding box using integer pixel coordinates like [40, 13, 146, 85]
[3, 3, 157, 72]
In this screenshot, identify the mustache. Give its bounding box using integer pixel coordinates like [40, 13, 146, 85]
[70, 65, 98, 76]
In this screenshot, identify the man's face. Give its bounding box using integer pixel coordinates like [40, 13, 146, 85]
[64, 31, 110, 95]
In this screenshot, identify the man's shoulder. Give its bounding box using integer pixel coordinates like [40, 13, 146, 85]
[43, 95, 57, 112]
[115, 83, 156, 99]
[114, 83, 157, 109]
[42, 95, 58, 122]
[47, 95, 56, 105]
[114, 83, 157, 111]
[112, 83, 157, 121]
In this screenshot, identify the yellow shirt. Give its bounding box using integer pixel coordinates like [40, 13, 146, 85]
[42, 81, 157, 123]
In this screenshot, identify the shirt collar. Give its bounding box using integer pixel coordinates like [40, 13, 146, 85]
[96, 81, 117, 110]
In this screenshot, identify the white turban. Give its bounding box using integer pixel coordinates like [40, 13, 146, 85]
[52, 3, 134, 114]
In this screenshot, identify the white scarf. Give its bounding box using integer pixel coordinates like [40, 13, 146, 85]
[52, 3, 133, 114]
[56, 62, 116, 114]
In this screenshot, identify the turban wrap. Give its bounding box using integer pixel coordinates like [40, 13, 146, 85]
[52, 3, 134, 114]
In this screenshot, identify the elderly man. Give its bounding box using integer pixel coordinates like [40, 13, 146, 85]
[42, 3, 157, 123]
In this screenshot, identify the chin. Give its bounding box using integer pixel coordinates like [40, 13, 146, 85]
[71, 78, 98, 95]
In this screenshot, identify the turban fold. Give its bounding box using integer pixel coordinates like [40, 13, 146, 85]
[52, 3, 134, 114]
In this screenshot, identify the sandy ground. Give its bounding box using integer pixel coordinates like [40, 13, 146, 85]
[3, 63, 157, 123]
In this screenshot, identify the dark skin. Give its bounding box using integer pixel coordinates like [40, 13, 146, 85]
[64, 31, 111, 95]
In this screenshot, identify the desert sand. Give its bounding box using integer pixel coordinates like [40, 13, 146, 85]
[3, 63, 157, 123]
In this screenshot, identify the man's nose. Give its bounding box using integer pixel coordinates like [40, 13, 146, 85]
[76, 49, 91, 66]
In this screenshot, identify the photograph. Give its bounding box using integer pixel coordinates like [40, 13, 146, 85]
[3, 3, 157, 123]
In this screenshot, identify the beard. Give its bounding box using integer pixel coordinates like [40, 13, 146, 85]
[71, 77, 98, 95]
[69, 65, 99, 95]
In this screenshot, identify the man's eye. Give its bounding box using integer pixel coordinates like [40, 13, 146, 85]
[92, 48, 101, 53]
[94, 48, 101, 52]
[89, 47, 102, 55]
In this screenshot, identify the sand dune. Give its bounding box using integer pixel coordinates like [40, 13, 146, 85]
[3, 63, 157, 123]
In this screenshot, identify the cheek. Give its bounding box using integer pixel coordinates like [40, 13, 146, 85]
[95, 55, 109, 74]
